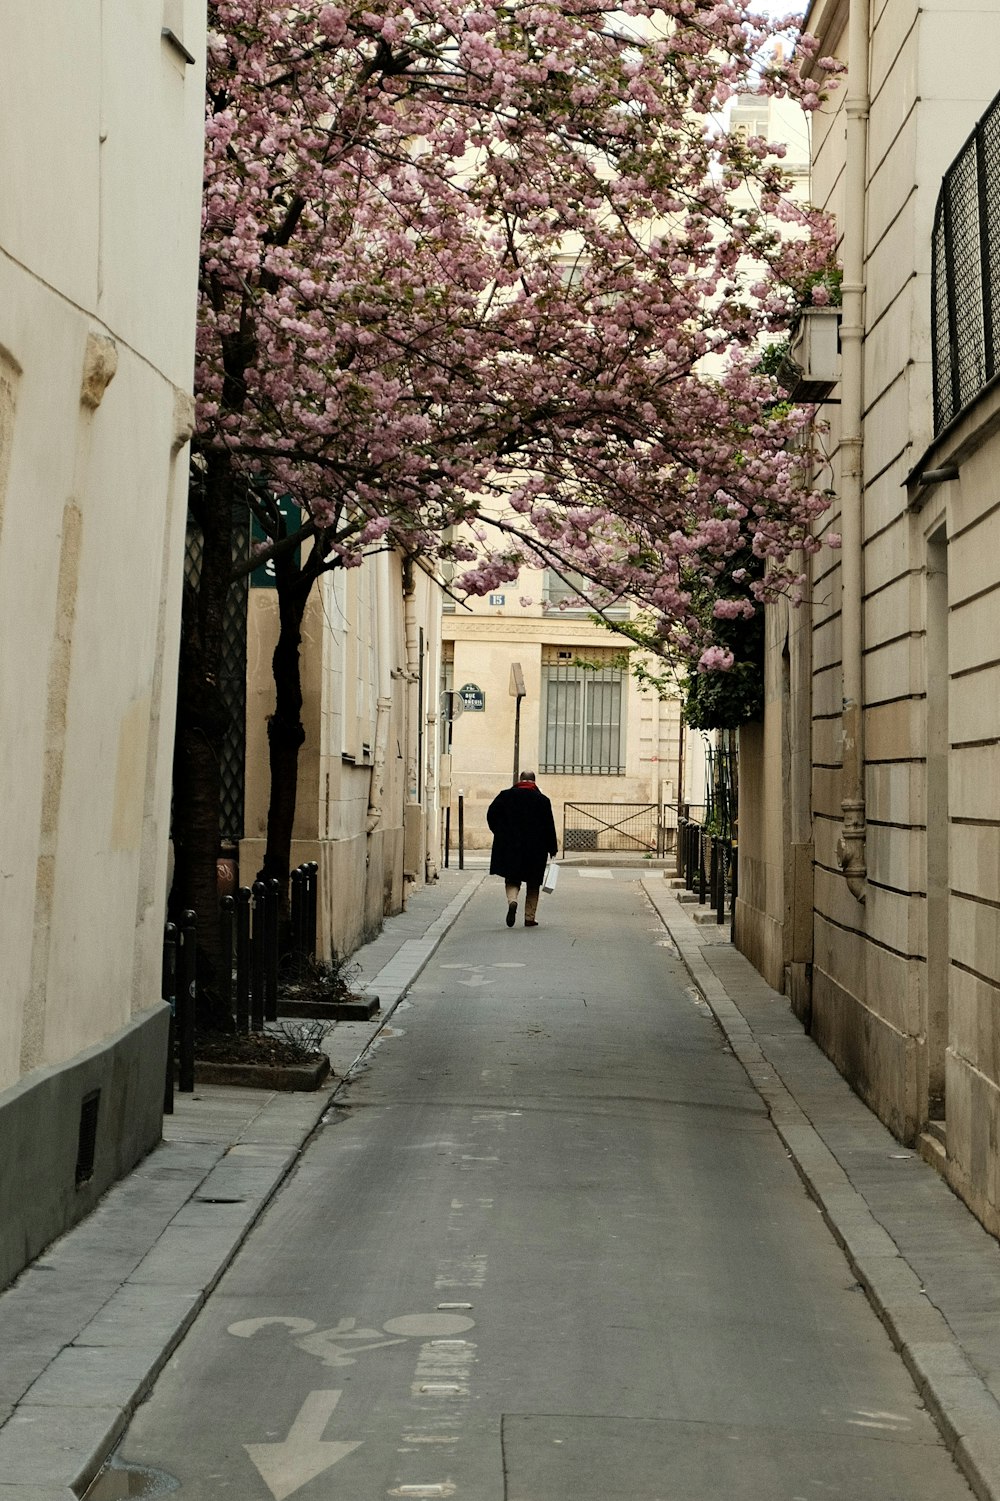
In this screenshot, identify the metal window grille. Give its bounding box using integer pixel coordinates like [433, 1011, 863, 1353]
[932, 88, 1000, 433]
[183, 502, 250, 844]
[540, 648, 624, 774]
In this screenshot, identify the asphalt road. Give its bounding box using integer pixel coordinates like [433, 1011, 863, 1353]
[106, 870, 973, 1499]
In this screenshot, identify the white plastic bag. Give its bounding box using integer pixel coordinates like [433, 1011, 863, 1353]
[542, 861, 559, 893]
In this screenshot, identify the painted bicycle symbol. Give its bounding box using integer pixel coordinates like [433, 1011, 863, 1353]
[228, 1311, 475, 1368]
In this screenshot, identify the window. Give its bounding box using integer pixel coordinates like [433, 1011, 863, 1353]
[542, 569, 628, 619]
[541, 647, 624, 774]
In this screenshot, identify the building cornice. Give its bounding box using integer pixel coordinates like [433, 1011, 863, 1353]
[802, 0, 849, 80]
[442, 614, 633, 647]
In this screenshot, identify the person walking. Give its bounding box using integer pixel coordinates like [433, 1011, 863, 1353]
[486, 770, 558, 928]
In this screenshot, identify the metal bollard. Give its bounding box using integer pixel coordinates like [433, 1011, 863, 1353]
[458, 792, 465, 872]
[698, 832, 707, 905]
[291, 866, 304, 972]
[265, 878, 281, 1021]
[730, 845, 739, 944]
[178, 911, 197, 1093]
[251, 881, 267, 1030]
[235, 887, 251, 1033]
[219, 895, 235, 1024]
[162, 923, 178, 1115]
[444, 806, 451, 869]
[715, 840, 726, 926]
[306, 862, 319, 959]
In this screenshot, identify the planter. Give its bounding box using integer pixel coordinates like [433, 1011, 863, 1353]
[191, 1055, 332, 1091]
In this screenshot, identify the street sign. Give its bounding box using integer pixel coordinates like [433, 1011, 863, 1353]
[250, 496, 302, 587]
[458, 683, 485, 711]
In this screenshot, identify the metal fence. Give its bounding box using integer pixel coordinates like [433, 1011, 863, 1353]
[563, 802, 663, 853]
[676, 814, 738, 936]
[163, 862, 319, 1102]
[932, 87, 1000, 433]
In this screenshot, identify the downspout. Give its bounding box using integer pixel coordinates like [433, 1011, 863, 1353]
[835, 0, 870, 903]
[401, 555, 422, 885]
[366, 549, 394, 834]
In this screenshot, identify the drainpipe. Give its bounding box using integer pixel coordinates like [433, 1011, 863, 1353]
[835, 0, 870, 903]
[366, 549, 394, 834]
[401, 555, 423, 885]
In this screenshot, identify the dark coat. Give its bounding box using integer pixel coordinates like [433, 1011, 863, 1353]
[487, 782, 558, 885]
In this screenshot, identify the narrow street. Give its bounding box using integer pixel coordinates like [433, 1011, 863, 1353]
[104, 870, 972, 1499]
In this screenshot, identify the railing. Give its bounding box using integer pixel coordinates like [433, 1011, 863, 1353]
[932, 86, 1000, 434]
[163, 861, 319, 1102]
[676, 809, 738, 936]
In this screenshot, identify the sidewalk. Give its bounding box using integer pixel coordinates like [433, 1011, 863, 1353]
[0, 869, 484, 1501]
[6, 867, 1000, 1499]
[644, 877, 1000, 1501]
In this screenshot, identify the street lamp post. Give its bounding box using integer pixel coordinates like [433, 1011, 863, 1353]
[510, 662, 526, 783]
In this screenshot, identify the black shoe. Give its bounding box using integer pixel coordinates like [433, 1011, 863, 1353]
[525, 919, 538, 927]
[506, 902, 517, 927]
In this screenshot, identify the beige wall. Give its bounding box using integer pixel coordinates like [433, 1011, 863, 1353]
[0, 1, 206, 1282]
[442, 604, 689, 857]
[242, 549, 442, 960]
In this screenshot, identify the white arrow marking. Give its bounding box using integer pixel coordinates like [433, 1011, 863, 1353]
[245, 1390, 361, 1501]
[457, 975, 491, 987]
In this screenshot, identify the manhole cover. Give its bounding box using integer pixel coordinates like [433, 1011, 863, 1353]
[83, 1460, 180, 1498]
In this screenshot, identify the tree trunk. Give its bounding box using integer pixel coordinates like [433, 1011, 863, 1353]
[259, 553, 312, 920]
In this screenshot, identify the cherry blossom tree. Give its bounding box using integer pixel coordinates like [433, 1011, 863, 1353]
[173, 0, 837, 1019]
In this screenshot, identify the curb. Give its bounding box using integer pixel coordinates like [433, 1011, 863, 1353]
[643, 877, 1000, 1501]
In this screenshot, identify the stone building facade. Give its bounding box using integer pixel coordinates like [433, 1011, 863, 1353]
[737, 0, 1000, 1238]
[0, 3, 206, 1285]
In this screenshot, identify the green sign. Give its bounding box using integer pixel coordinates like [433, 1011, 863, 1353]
[250, 496, 301, 588]
[458, 683, 486, 711]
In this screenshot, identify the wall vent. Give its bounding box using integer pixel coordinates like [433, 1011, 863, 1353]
[75, 1090, 101, 1187]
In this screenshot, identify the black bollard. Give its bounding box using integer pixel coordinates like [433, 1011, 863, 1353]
[265, 878, 281, 1021]
[458, 793, 465, 872]
[251, 881, 266, 1030]
[219, 895, 235, 1024]
[162, 923, 177, 1115]
[291, 866, 304, 973]
[444, 805, 451, 868]
[178, 911, 197, 1093]
[235, 887, 251, 1033]
[698, 831, 707, 905]
[307, 862, 319, 959]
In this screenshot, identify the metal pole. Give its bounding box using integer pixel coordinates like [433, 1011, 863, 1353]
[162, 923, 177, 1115]
[251, 880, 266, 1030]
[219, 895, 235, 1027]
[698, 831, 707, 905]
[715, 839, 726, 926]
[178, 911, 197, 1093]
[236, 887, 251, 1033]
[291, 866, 304, 974]
[458, 792, 465, 871]
[306, 862, 319, 959]
[444, 806, 451, 868]
[513, 695, 522, 784]
[265, 879, 281, 1021]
